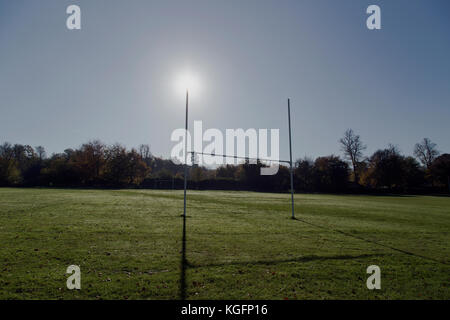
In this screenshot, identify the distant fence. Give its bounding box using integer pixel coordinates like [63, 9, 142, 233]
[141, 177, 260, 191]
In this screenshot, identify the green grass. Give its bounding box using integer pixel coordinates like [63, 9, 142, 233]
[0, 188, 449, 299]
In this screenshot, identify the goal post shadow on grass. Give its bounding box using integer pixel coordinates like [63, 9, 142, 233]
[179, 99, 296, 299]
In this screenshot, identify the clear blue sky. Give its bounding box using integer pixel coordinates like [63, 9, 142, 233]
[1, 0, 449, 161]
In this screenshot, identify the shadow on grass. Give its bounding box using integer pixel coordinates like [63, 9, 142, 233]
[291, 217, 448, 266]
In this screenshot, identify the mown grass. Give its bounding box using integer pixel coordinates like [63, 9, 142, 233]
[0, 188, 448, 299]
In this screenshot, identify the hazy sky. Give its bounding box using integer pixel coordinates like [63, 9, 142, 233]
[1, 0, 449, 162]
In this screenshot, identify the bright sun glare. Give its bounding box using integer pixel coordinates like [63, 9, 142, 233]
[174, 71, 201, 96]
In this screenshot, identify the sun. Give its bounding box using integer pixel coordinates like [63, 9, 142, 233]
[174, 70, 201, 96]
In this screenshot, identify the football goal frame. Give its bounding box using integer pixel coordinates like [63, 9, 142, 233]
[183, 98, 296, 219]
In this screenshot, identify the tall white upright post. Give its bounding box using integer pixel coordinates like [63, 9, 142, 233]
[183, 90, 188, 217]
[288, 98, 295, 219]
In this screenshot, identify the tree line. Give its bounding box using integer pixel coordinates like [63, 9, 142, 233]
[0, 131, 449, 194]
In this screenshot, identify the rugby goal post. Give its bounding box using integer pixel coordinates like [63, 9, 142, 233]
[183, 99, 295, 219]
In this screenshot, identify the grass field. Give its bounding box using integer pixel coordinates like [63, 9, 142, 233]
[0, 188, 449, 300]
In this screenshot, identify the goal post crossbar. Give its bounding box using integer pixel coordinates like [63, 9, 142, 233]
[187, 151, 292, 165]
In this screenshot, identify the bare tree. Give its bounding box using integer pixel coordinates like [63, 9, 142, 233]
[139, 144, 152, 166]
[339, 129, 366, 184]
[35, 146, 46, 160]
[414, 138, 439, 169]
[139, 144, 151, 159]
